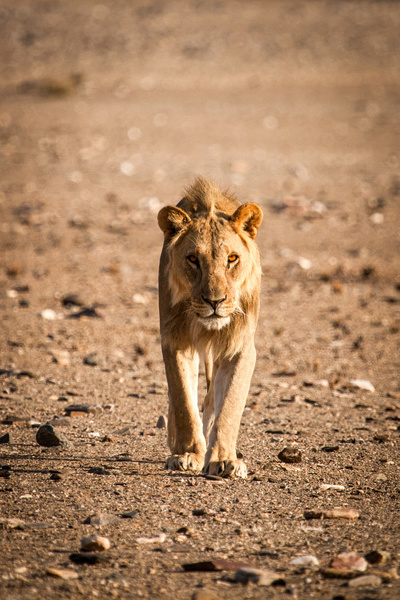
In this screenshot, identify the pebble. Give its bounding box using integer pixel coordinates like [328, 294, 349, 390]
[277, 446, 302, 464]
[88, 466, 111, 475]
[365, 550, 391, 565]
[80, 535, 111, 552]
[0, 432, 13, 444]
[320, 484, 345, 491]
[83, 512, 119, 526]
[290, 555, 320, 568]
[348, 379, 375, 392]
[373, 433, 390, 442]
[51, 349, 71, 366]
[234, 567, 283, 586]
[40, 308, 59, 320]
[83, 353, 106, 367]
[0, 518, 25, 530]
[330, 552, 368, 572]
[348, 574, 382, 588]
[65, 404, 102, 416]
[62, 293, 85, 307]
[156, 415, 167, 429]
[136, 533, 166, 544]
[36, 424, 73, 448]
[46, 567, 79, 580]
[321, 445, 339, 453]
[120, 510, 139, 519]
[304, 508, 359, 520]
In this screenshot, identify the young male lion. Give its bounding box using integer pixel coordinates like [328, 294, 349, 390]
[157, 178, 262, 478]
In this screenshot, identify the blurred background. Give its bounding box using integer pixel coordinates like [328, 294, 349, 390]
[0, 0, 399, 382]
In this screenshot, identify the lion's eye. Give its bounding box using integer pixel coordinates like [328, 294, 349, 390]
[228, 254, 238, 264]
[187, 255, 198, 265]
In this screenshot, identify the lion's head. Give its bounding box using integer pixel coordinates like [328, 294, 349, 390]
[158, 179, 263, 335]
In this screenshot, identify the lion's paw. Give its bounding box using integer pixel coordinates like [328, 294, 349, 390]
[165, 453, 204, 473]
[204, 458, 247, 479]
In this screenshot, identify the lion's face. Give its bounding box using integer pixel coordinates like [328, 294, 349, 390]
[158, 196, 262, 331]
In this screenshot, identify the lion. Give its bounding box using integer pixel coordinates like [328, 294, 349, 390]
[157, 178, 263, 478]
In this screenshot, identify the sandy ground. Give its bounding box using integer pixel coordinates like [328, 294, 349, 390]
[1, 1, 400, 599]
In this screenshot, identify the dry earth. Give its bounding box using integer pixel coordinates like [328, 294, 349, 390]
[1, 1, 400, 599]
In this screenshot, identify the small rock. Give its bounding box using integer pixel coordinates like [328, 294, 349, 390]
[373, 433, 390, 442]
[365, 550, 391, 565]
[234, 567, 283, 586]
[136, 533, 166, 544]
[62, 293, 85, 307]
[51, 349, 71, 366]
[0, 518, 25, 530]
[65, 404, 102, 416]
[83, 512, 119, 526]
[304, 508, 359, 520]
[40, 308, 59, 320]
[0, 432, 13, 444]
[156, 415, 167, 429]
[88, 467, 111, 475]
[278, 446, 302, 464]
[290, 555, 320, 568]
[348, 379, 375, 392]
[49, 472, 62, 481]
[330, 552, 368, 572]
[348, 574, 382, 588]
[36, 424, 73, 448]
[324, 508, 359, 520]
[46, 567, 79, 580]
[83, 353, 106, 367]
[320, 484, 345, 491]
[132, 293, 148, 304]
[80, 535, 111, 552]
[120, 510, 138, 519]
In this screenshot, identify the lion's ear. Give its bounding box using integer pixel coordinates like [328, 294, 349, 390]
[231, 203, 263, 239]
[158, 206, 191, 240]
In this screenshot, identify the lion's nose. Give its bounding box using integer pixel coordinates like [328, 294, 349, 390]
[202, 296, 226, 311]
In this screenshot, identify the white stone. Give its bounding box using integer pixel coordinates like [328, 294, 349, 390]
[40, 309, 58, 320]
[290, 555, 320, 568]
[349, 379, 375, 392]
[80, 535, 111, 552]
[136, 533, 167, 544]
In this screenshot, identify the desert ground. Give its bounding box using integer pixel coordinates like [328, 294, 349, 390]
[0, 1, 400, 599]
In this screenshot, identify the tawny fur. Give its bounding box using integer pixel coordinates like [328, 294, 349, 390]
[158, 178, 263, 478]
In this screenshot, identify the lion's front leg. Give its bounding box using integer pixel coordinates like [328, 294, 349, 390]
[162, 346, 206, 472]
[203, 343, 256, 479]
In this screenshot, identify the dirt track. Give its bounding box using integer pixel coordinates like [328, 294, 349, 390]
[1, 1, 400, 599]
